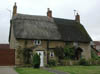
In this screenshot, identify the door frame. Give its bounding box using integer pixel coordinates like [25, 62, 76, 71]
[36, 51, 44, 67]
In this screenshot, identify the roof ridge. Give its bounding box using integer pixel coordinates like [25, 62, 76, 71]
[14, 13, 75, 21]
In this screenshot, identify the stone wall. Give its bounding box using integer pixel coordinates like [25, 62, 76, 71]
[49, 41, 65, 48]
[79, 43, 91, 60]
[9, 24, 17, 49]
[10, 33, 91, 66]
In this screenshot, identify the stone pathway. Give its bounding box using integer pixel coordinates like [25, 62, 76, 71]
[43, 68, 69, 74]
[0, 66, 18, 74]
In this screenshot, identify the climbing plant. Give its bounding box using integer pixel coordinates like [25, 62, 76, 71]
[17, 46, 24, 63]
[91, 48, 98, 60]
[54, 47, 64, 59]
[64, 45, 75, 60]
[54, 45, 75, 60]
[23, 48, 32, 64]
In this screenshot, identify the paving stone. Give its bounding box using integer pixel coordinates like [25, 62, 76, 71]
[0, 66, 18, 74]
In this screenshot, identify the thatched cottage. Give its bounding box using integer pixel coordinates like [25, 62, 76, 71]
[9, 3, 92, 67]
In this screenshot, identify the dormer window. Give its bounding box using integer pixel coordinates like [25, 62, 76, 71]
[34, 40, 41, 45]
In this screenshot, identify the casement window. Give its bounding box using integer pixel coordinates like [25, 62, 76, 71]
[50, 51, 54, 57]
[73, 42, 78, 47]
[34, 40, 41, 45]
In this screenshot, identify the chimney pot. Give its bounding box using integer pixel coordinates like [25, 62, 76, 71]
[13, 2, 17, 16]
[47, 8, 52, 18]
[75, 13, 80, 23]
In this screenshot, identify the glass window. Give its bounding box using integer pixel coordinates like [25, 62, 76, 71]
[50, 51, 54, 57]
[34, 40, 41, 45]
[73, 42, 78, 47]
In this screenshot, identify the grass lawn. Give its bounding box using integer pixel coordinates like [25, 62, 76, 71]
[15, 68, 54, 74]
[53, 66, 100, 74]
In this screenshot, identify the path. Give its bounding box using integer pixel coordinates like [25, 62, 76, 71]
[43, 68, 69, 74]
[0, 66, 18, 74]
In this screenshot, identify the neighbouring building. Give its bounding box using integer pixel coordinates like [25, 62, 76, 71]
[0, 44, 15, 66]
[9, 3, 92, 67]
[93, 41, 100, 57]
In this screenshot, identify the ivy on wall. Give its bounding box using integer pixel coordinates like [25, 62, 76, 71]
[54, 45, 75, 60]
[64, 45, 75, 60]
[91, 48, 98, 60]
[17, 46, 32, 64]
[54, 47, 64, 60]
[17, 46, 24, 64]
[23, 48, 32, 64]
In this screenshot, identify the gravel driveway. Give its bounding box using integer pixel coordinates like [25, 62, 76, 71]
[0, 66, 18, 74]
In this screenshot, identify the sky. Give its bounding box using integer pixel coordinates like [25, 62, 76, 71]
[0, 0, 100, 43]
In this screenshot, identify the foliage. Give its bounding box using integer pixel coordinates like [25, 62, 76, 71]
[23, 48, 32, 64]
[54, 47, 64, 59]
[48, 59, 56, 67]
[59, 60, 79, 66]
[32, 53, 40, 68]
[17, 46, 24, 63]
[79, 58, 89, 66]
[97, 58, 100, 65]
[64, 45, 75, 60]
[54, 45, 75, 60]
[88, 58, 100, 65]
[91, 48, 98, 60]
[17, 46, 33, 64]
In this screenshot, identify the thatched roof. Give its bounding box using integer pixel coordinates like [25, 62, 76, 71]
[10, 13, 92, 42]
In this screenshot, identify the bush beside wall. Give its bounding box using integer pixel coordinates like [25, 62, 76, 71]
[32, 53, 40, 68]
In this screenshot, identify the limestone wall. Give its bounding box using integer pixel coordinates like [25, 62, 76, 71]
[10, 35, 91, 65]
[9, 24, 18, 49]
[49, 41, 65, 48]
[79, 43, 91, 60]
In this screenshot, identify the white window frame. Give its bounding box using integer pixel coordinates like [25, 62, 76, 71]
[73, 42, 78, 47]
[50, 51, 54, 57]
[34, 40, 41, 45]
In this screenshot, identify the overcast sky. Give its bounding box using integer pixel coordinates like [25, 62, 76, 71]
[0, 0, 100, 43]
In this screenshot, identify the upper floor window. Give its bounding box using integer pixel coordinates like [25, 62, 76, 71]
[34, 40, 41, 45]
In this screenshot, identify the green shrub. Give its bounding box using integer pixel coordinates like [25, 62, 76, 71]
[91, 48, 98, 60]
[64, 45, 75, 60]
[48, 59, 56, 67]
[32, 53, 40, 68]
[59, 60, 66, 66]
[97, 58, 100, 65]
[87, 59, 100, 66]
[79, 58, 89, 66]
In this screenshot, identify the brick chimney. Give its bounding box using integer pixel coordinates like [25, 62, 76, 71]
[13, 2, 17, 16]
[47, 8, 52, 18]
[75, 13, 80, 23]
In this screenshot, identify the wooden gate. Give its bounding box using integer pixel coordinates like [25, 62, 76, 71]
[0, 49, 15, 66]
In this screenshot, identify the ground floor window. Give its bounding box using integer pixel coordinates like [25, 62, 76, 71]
[50, 51, 54, 57]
